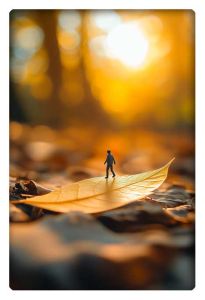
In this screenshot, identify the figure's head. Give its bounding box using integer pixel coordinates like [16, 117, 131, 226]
[107, 150, 111, 154]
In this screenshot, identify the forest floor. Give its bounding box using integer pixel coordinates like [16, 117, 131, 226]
[9, 123, 195, 289]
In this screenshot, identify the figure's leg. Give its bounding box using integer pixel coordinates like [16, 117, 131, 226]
[110, 165, 115, 177]
[105, 165, 109, 178]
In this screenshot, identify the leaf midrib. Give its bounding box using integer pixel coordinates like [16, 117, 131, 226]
[26, 166, 167, 204]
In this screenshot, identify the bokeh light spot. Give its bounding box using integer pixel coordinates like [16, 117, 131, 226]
[106, 22, 149, 68]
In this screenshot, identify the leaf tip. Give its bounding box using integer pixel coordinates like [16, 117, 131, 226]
[166, 157, 175, 166]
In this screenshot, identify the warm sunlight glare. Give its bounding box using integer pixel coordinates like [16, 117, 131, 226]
[106, 22, 149, 68]
[90, 10, 122, 33]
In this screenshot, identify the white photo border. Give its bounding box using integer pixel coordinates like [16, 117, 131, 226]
[1, 0, 204, 299]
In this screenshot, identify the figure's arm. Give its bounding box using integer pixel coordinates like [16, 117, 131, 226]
[113, 156, 116, 164]
[104, 158, 107, 164]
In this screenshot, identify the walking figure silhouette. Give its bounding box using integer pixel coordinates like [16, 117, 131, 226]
[104, 150, 116, 179]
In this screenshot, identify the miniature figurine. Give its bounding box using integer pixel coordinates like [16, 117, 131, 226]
[104, 150, 116, 179]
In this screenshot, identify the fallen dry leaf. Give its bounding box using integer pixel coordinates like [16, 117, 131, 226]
[164, 205, 195, 223]
[11, 158, 174, 213]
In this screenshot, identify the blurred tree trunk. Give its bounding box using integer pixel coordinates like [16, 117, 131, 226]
[76, 11, 112, 129]
[34, 10, 63, 128]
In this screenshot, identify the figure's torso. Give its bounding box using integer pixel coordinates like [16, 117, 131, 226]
[106, 154, 114, 165]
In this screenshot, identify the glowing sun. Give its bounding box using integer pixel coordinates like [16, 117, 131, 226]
[106, 22, 149, 68]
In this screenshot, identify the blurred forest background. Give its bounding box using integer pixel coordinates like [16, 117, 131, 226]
[10, 9, 194, 187]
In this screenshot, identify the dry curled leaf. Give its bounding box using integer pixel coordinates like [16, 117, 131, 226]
[10, 178, 52, 200]
[11, 158, 175, 213]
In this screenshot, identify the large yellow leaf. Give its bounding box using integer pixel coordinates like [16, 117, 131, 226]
[11, 158, 174, 213]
